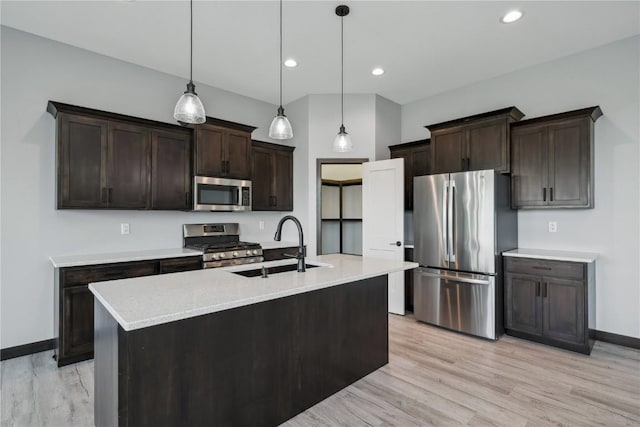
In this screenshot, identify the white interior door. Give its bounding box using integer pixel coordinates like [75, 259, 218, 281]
[362, 158, 405, 315]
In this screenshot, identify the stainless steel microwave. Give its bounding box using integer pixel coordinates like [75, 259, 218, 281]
[193, 176, 252, 212]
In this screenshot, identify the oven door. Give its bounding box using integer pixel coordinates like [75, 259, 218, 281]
[194, 176, 252, 212]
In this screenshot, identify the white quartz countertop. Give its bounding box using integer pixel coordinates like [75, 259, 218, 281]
[502, 248, 598, 263]
[89, 254, 418, 331]
[50, 248, 203, 268]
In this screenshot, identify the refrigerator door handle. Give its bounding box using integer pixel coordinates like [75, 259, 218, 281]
[448, 180, 456, 263]
[442, 180, 449, 262]
[418, 270, 492, 286]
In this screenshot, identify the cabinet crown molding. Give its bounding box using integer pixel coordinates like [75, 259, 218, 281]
[47, 101, 191, 134]
[511, 106, 602, 128]
[388, 139, 430, 150]
[425, 106, 524, 131]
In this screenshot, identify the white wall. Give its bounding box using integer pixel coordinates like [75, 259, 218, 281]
[0, 27, 298, 348]
[374, 95, 402, 161]
[402, 35, 640, 338]
[305, 94, 377, 256]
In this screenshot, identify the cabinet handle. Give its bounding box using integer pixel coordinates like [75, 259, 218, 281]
[542, 282, 548, 298]
[536, 282, 540, 297]
[225, 160, 230, 174]
[101, 187, 108, 203]
[461, 157, 465, 171]
[543, 187, 547, 202]
[532, 266, 552, 271]
[108, 188, 112, 204]
[221, 160, 226, 174]
[185, 192, 190, 206]
[465, 157, 470, 170]
[550, 187, 554, 202]
[273, 195, 277, 207]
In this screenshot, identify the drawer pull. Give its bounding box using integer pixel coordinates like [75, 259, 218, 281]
[532, 266, 552, 270]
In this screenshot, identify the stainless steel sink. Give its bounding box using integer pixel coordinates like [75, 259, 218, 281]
[232, 263, 319, 278]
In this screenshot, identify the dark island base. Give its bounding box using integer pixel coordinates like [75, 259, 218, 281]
[94, 275, 389, 427]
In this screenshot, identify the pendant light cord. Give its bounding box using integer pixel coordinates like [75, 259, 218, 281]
[340, 13, 344, 127]
[279, 0, 283, 108]
[190, 0, 193, 84]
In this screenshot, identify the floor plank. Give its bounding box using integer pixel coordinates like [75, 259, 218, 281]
[1, 314, 638, 426]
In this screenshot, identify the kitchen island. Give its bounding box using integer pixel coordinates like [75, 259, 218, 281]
[90, 254, 417, 427]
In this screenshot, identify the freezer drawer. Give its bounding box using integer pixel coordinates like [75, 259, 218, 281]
[414, 268, 497, 339]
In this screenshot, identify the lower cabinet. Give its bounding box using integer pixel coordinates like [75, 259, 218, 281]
[404, 247, 414, 312]
[55, 256, 202, 367]
[504, 256, 594, 354]
[262, 246, 301, 261]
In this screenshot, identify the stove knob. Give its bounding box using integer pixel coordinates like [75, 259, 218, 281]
[232, 251, 239, 257]
[219, 253, 226, 258]
[212, 254, 219, 260]
[253, 250, 260, 255]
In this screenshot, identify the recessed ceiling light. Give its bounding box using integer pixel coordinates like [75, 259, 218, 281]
[501, 10, 523, 24]
[284, 58, 298, 68]
[371, 67, 385, 76]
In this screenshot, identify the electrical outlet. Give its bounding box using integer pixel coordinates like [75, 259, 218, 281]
[121, 223, 130, 235]
[259, 221, 265, 231]
[548, 221, 557, 233]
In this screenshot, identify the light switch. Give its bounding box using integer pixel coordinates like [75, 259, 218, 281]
[121, 223, 130, 235]
[548, 221, 557, 233]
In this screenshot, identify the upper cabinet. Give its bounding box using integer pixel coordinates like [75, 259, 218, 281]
[389, 140, 431, 210]
[194, 118, 256, 180]
[426, 107, 524, 174]
[251, 141, 294, 211]
[511, 107, 602, 209]
[49, 101, 193, 210]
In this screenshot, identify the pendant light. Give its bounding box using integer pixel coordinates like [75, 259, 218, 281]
[174, 0, 206, 125]
[333, 5, 352, 152]
[269, 0, 294, 139]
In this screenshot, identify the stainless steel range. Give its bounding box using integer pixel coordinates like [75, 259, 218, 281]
[183, 223, 263, 269]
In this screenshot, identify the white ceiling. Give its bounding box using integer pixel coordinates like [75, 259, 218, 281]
[2, 1, 639, 106]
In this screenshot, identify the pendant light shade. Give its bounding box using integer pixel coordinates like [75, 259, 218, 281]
[269, 0, 293, 139]
[269, 106, 293, 139]
[334, 5, 352, 152]
[174, 0, 206, 125]
[333, 125, 353, 152]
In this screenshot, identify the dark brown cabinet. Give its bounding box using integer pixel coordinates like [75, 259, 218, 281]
[251, 141, 294, 211]
[194, 118, 256, 180]
[49, 101, 193, 211]
[504, 256, 595, 354]
[107, 122, 151, 209]
[389, 140, 431, 210]
[151, 129, 192, 210]
[57, 113, 108, 208]
[426, 107, 524, 174]
[404, 247, 414, 312]
[54, 256, 202, 366]
[511, 106, 602, 209]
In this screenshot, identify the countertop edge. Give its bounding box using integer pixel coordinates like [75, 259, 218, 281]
[502, 249, 598, 263]
[50, 248, 203, 268]
[93, 258, 419, 332]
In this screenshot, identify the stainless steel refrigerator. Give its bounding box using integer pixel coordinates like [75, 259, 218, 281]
[413, 169, 517, 340]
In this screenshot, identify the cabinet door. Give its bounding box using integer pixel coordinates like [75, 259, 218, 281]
[159, 257, 202, 273]
[251, 146, 275, 210]
[542, 278, 585, 344]
[390, 148, 412, 210]
[107, 122, 151, 208]
[62, 286, 94, 358]
[195, 125, 225, 177]
[225, 131, 252, 179]
[58, 113, 108, 208]
[273, 150, 293, 211]
[431, 128, 465, 174]
[511, 125, 549, 208]
[151, 129, 192, 210]
[505, 273, 543, 336]
[548, 118, 591, 207]
[467, 118, 509, 173]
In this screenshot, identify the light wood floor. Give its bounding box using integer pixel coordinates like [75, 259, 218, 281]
[2, 314, 639, 426]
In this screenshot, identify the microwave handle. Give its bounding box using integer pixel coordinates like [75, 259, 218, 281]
[238, 186, 243, 205]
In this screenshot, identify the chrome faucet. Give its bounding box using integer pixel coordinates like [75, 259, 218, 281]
[274, 215, 306, 272]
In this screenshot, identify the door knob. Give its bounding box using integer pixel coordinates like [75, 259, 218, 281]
[389, 241, 402, 247]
